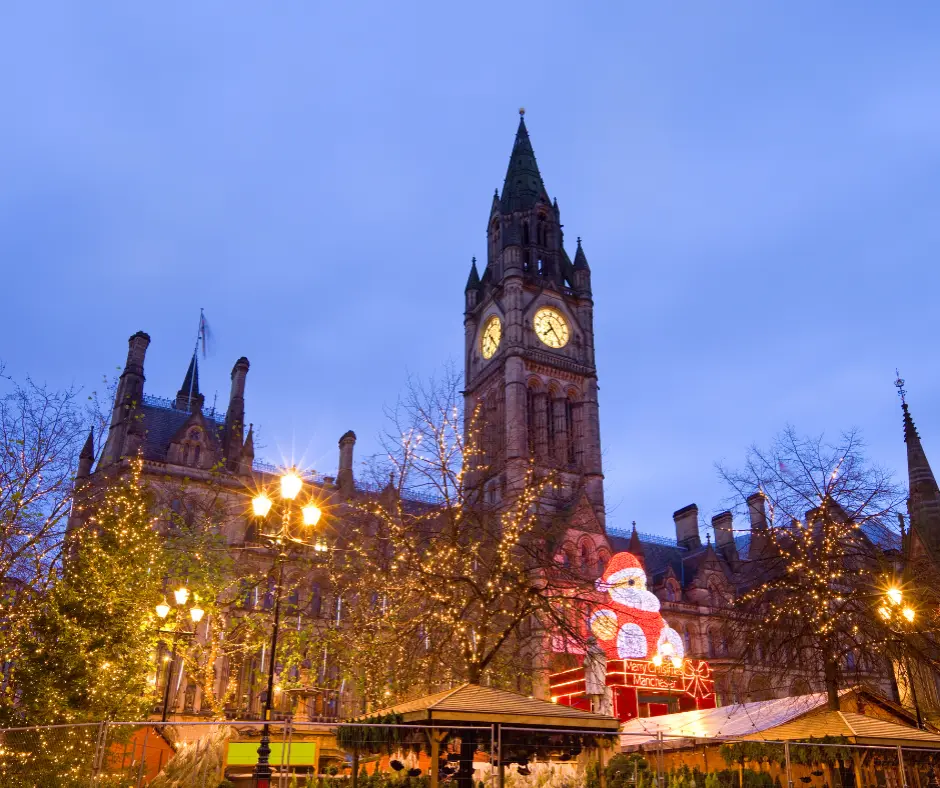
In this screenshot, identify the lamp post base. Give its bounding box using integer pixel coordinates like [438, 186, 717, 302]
[253, 725, 272, 787]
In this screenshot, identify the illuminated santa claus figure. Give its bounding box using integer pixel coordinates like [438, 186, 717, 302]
[588, 551, 684, 664]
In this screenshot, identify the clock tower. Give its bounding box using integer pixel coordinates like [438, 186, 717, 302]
[464, 112, 608, 555]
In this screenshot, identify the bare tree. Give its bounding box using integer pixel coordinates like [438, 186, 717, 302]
[0, 369, 90, 590]
[328, 369, 596, 710]
[719, 427, 914, 710]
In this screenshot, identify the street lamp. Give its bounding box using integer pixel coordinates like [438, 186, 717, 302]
[249, 469, 326, 788]
[879, 585, 924, 730]
[155, 587, 204, 722]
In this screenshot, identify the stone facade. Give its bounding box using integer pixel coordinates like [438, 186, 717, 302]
[76, 114, 940, 721]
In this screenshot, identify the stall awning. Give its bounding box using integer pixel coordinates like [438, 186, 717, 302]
[359, 683, 620, 732]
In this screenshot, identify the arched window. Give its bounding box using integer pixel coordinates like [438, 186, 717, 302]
[522, 221, 530, 245]
[708, 580, 724, 608]
[580, 542, 594, 574]
[565, 399, 575, 464]
[707, 629, 718, 658]
[596, 552, 608, 577]
[665, 580, 680, 602]
[526, 387, 536, 455]
[683, 627, 693, 655]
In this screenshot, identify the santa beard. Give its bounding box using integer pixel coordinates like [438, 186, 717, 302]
[608, 585, 661, 612]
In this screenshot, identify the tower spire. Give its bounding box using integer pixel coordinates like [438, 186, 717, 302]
[897, 374, 940, 559]
[175, 353, 200, 411]
[500, 111, 548, 213]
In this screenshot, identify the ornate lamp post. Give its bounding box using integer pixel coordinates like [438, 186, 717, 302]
[250, 470, 324, 788]
[878, 585, 924, 729]
[155, 585, 205, 722]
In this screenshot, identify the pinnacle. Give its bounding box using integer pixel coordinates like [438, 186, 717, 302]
[465, 257, 481, 291]
[175, 352, 201, 410]
[573, 236, 589, 271]
[80, 428, 95, 459]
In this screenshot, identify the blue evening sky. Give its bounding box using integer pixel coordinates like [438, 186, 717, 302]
[2, 3, 939, 541]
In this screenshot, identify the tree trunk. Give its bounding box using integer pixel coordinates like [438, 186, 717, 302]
[824, 659, 840, 711]
[456, 734, 476, 788]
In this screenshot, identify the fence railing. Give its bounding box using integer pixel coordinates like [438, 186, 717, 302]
[1, 719, 937, 788]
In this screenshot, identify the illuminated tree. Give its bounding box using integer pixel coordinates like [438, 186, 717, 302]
[720, 427, 914, 709]
[328, 370, 596, 709]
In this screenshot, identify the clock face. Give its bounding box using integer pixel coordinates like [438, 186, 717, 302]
[533, 307, 569, 349]
[480, 315, 502, 359]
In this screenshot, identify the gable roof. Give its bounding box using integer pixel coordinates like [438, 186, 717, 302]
[137, 395, 226, 463]
[620, 689, 936, 748]
[358, 683, 619, 731]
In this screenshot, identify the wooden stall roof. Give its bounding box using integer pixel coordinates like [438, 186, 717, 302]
[358, 683, 620, 731]
[741, 711, 940, 748]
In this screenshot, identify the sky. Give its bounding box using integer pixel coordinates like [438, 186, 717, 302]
[2, 2, 940, 541]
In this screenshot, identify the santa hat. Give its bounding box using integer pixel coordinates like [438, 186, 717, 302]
[600, 551, 646, 587]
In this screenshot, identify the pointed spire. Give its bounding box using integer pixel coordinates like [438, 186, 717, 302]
[237, 423, 255, 475]
[627, 520, 645, 559]
[77, 427, 95, 478]
[175, 352, 200, 410]
[898, 382, 940, 559]
[80, 428, 95, 460]
[573, 236, 590, 270]
[465, 257, 481, 291]
[902, 400, 940, 505]
[500, 110, 548, 213]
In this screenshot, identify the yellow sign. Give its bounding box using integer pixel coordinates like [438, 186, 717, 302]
[225, 741, 318, 767]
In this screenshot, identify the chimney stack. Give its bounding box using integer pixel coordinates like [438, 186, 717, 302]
[711, 511, 738, 562]
[224, 357, 250, 468]
[337, 430, 356, 494]
[673, 504, 701, 550]
[101, 331, 150, 467]
[747, 491, 772, 561]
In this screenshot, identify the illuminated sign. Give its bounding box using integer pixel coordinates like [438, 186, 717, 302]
[550, 658, 714, 701]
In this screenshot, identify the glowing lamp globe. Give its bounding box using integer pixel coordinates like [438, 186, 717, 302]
[651, 654, 663, 667]
[252, 494, 273, 518]
[174, 587, 190, 606]
[903, 607, 915, 623]
[302, 503, 322, 526]
[280, 472, 303, 500]
[190, 605, 205, 624]
[155, 601, 171, 619]
[671, 656, 683, 669]
[886, 587, 902, 606]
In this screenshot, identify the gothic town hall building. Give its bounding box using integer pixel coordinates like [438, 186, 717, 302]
[77, 113, 940, 722]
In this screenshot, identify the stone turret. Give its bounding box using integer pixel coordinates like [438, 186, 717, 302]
[673, 504, 701, 550]
[101, 331, 150, 467]
[712, 511, 738, 563]
[224, 357, 250, 470]
[747, 491, 772, 562]
[337, 430, 356, 494]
